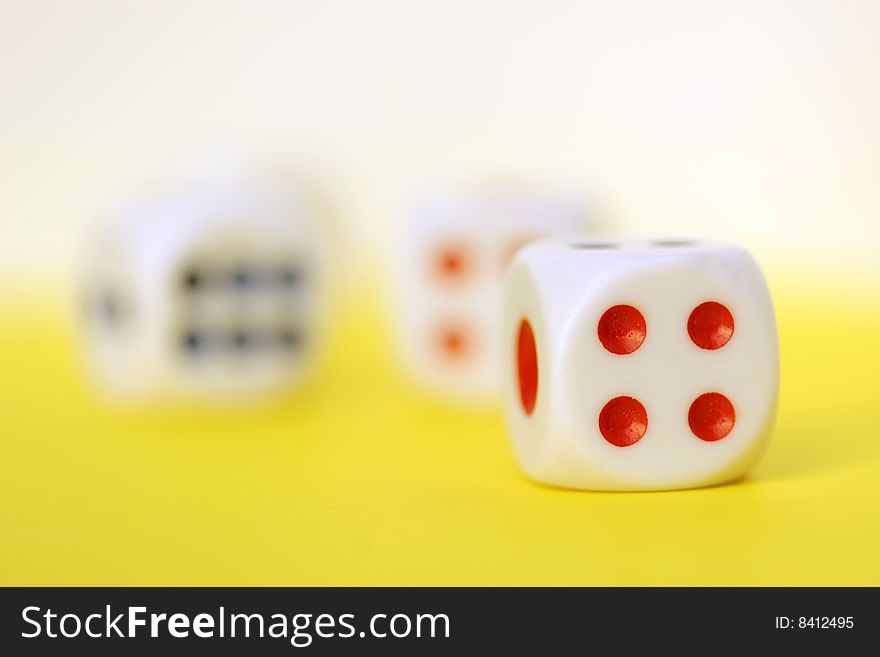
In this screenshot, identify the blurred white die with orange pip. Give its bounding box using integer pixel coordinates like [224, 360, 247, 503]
[395, 183, 595, 401]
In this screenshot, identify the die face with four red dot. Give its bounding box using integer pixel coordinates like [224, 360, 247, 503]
[502, 239, 779, 491]
[394, 184, 593, 402]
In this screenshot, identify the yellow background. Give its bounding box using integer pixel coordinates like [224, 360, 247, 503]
[2, 280, 879, 586]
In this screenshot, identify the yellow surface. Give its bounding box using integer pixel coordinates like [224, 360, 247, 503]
[1, 284, 879, 586]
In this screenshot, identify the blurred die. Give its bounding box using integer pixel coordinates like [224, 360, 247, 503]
[393, 181, 598, 403]
[79, 177, 334, 405]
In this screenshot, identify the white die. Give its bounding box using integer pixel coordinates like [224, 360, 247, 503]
[79, 180, 332, 404]
[502, 238, 779, 490]
[394, 184, 595, 402]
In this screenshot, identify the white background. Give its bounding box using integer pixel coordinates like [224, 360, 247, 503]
[1, 0, 878, 291]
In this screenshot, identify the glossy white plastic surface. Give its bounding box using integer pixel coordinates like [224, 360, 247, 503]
[502, 238, 779, 490]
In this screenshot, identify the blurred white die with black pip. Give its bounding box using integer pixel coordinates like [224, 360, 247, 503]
[395, 183, 596, 402]
[80, 179, 333, 404]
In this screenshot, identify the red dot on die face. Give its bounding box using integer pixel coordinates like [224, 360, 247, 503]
[433, 242, 472, 282]
[597, 305, 647, 355]
[688, 301, 734, 350]
[688, 392, 736, 441]
[517, 319, 538, 416]
[598, 396, 648, 447]
[437, 324, 472, 361]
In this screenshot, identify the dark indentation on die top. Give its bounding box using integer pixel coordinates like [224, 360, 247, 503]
[650, 239, 697, 248]
[571, 242, 619, 250]
[278, 328, 304, 349]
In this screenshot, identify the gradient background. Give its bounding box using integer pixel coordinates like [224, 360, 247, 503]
[1, 0, 879, 585]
